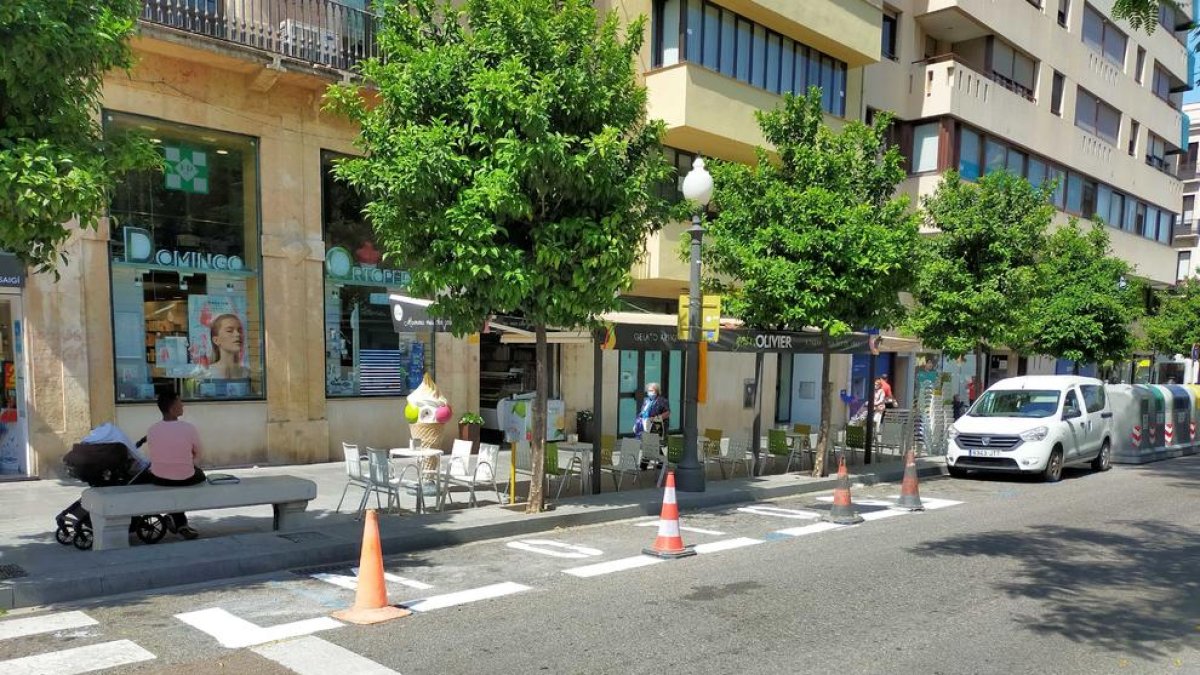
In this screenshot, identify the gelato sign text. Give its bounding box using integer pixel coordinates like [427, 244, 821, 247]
[123, 227, 243, 270]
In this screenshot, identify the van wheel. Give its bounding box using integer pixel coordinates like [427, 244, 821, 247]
[1042, 448, 1064, 483]
[1091, 440, 1112, 472]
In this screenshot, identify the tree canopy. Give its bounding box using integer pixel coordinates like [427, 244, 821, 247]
[326, 0, 673, 511]
[0, 0, 160, 271]
[702, 90, 920, 475]
[1111, 0, 1180, 32]
[1024, 220, 1142, 366]
[907, 170, 1054, 370]
[1143, 278, 1200, 355]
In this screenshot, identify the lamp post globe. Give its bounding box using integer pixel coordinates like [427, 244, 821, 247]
[677, 156, 712, 493]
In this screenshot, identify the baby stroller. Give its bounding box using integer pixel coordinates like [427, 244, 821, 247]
[54, 424, 171, 550]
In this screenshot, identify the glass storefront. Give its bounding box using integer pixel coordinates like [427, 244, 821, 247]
[321, 151, 423, 397]
[105, 112, 264, 402]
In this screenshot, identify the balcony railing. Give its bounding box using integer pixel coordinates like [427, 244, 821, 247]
[140, 0, 377, 71]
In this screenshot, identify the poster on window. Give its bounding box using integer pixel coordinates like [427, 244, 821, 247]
[187, 295, 249, 381]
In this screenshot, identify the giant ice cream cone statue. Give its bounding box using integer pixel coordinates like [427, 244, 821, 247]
[405, 373, 451, 455]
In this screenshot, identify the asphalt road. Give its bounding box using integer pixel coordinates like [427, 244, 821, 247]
[3, 456, 1198, 675]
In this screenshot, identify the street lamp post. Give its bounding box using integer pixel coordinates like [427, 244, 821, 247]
[677, 157, 713, 493]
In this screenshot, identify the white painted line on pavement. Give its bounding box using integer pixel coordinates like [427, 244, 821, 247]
[0, 611, 97, 641]
[506, 539, 603, 558]
[633, 520, 726, 536]
[352, 568, 434, 590]
[254, 636, 399, 675]
[312, 573, 358, 591]
[737, 505, 822, 519]
[695, 537, 763, 554]
[400, 582, 530, 613]
[563, 555, 665, 578]
[860, 509, 907, 522]
[774, 522, 845, 537]
[0, 639, 155, 675]
[814, 496, 895, 507]
[886, 496, 963, 510]
[175, 607, 342, 649]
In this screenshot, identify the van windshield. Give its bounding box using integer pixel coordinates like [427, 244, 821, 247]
[969, 390, 1061, 418]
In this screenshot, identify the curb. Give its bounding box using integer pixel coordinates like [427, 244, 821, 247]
[0, 462, 946, 610]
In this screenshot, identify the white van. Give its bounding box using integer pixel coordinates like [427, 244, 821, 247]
[946, 375, 1113, 482]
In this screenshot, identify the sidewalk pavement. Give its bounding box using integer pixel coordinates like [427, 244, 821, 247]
[0, 451, 946, 610]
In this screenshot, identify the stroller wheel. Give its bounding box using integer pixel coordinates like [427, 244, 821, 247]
[73, 528, 93, 550]
[55, 525, 73, 545]
[134, 515, 168, 544]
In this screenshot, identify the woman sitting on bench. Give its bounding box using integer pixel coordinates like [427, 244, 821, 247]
[147, 391, 205, 540]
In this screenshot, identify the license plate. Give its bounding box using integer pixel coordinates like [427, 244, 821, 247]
[970, 449, 1001, 458]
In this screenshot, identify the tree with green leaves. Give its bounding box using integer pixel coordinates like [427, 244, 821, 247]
[1112, 0, 1180, 32]
[1024, 219, 1142, 370]
[325, 0, 673, 512]
[702, 90, 920, 478]
[1143, 278, 1200, 356]
[907, 170, 1054, 388]
[0, 0, 160, 272]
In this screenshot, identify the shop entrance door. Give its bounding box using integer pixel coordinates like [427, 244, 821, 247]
[0, 294, 29, 477]
[616, 349, 683, 437]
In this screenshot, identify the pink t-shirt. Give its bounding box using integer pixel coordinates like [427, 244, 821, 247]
[147, 420, 202, 480]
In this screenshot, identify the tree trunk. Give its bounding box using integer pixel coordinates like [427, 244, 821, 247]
[750, 351, 764, 475]
[812, 334, 832, 478]
[527, 324, 548, 514]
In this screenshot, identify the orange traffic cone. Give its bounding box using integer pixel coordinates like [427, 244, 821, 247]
[332, 510, 412, 625]
[822, 455, 864, 525]
[892, 449, 925, 511]
[642, 471, 696, 559]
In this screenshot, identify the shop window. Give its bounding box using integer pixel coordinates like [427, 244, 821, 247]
[321, 151, 421, 398]
[106, 111, 263, 402]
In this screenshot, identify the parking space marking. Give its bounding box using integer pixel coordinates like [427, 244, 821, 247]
[860, 509, 907, 522]
[356, 568, 434, 590]
[0, 611, 98, 641]
[634, 520, 726, 536]
[400, 582, 530, 612]
[564, 555, 665, 578]
[814, 496, 895, 507]
[892, 497, 964, 510]
[506, 539, 604, 559]
[253, 636, 400, 675]
[311, 573, 358, 591]
[0, 640, 155, 675]
[737, 505, 822, 519]
[694, 537, 764, 554]
[175, 608, 342, 649]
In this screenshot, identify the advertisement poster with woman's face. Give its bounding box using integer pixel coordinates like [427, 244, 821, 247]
[188, 295, 250, 382]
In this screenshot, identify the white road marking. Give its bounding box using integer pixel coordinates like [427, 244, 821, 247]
[353, 568, 434, 590]
[634, 520, 726, 535]
[774, 522, 845, 537]
[175, 608, 342, 649]
[0, 611, 97, 641]
[860, 509, 907, 522]
[253, 636, 399, 675]
[506, 539, 603, 558]
[311, 573, 358, 591]
[895, 496, 963, 510]
[737, 505, 822, 519]
[400, 582, 530, 612]
[313, 569, 435, 592]
[563, 555, 665, 578]
[0, 640, 155, 675]
[694, 537, 763, 554]
[814, 496, 895, 507]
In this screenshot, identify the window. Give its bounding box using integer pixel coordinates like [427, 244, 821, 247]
[1082, 4, 1126, 67]
[1051, 71, 1065, 115]
[1146, 205, 1160, 239]
[1007, 148, 1027, 175]
[959, 127, 982, 179]
[1179, 251, 1193, 281]
[912, 123, 940, 173]
[1066, 172, 1084, 213]
[1058, 0, 1070, 26]
[1128, 120, 1140, 156]
[1097, 184, 1112, 223]
[1074, 88, 1120, 144]
[1027, 157, 1047, 186]
[1146, 133, 1168, 171]
[1080, 385, 1106, 413]
[654, 146, 698, 203]
[1160, 210, 1173, 243]
[1152, 64, 1172, 101]
[1135, 202, 1147, 236]
[1026, 0, 1042, 7]
[1048, 166, 1066, 207]
[1108, 190, 1125, 229]
[985, 138, 1007, 174]
[1081, 177, 1098, 217]
[652, 0, 848, 115]
[882, 11, 898, 61]
[991, 40, 1036, 99]
[1184, 195, 1194, 225]
[105, 111, 264, 403]
[321, 152, 420, 398]
[1135, 47, 1146, 83]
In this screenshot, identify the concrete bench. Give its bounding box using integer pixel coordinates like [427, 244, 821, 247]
[80, 476, 317, 551]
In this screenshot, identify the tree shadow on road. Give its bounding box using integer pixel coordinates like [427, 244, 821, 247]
[1121, 454, 1200, 491]
[909, 519, 1200, 660]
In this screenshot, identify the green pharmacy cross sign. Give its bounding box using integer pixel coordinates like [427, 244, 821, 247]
[164, 145, 209, 194]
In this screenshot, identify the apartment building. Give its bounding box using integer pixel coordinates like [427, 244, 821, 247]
[6, 0, 891, 477]
[1172, 101, 1200, 281]
[865, 0, 1191, 288]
